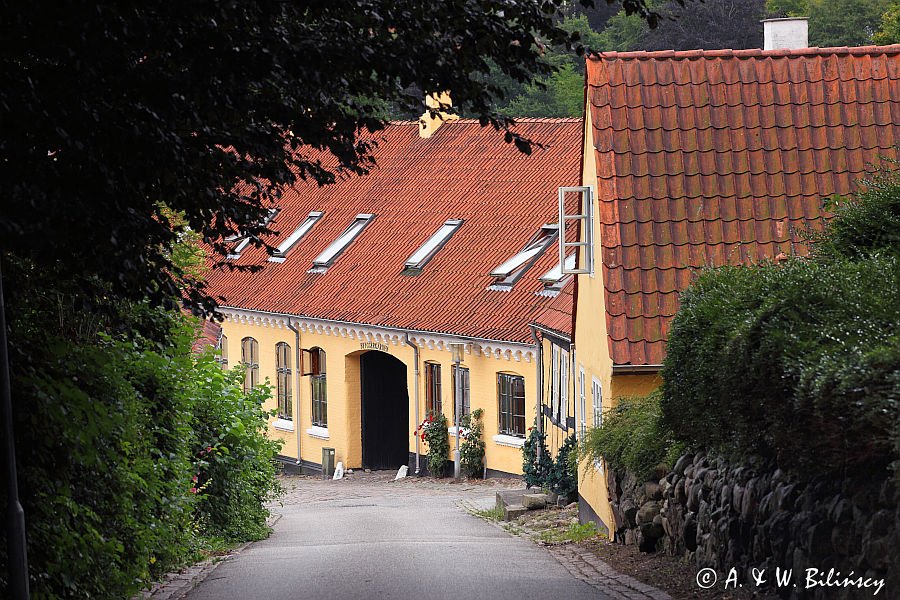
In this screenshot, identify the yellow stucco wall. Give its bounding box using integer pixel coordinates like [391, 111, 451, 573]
[572, 106, 666, 533]
[573, 104, 617, 531]
[611, 374, 661, 401]
[218, 313, 538, 476]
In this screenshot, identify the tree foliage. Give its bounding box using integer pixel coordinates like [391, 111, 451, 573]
[874, 1, 900, 44]
[0, 0, 659, 316]
[641, 0, 767, 51]
[767, 0, 894, 47]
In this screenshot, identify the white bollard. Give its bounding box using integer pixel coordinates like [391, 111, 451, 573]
[394, 465, 408, 480]
[332, 461, 344, 480]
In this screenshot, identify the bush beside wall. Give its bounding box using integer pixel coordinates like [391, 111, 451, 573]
[0, 261, 282, 598]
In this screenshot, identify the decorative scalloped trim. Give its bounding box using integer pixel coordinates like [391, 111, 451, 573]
[220, 308, 535, 363]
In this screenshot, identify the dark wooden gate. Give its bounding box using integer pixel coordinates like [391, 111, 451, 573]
[360, 351, 409, 470]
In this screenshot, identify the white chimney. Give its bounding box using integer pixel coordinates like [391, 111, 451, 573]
[762, 17, 809, 50]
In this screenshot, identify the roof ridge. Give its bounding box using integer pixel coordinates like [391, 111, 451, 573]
[588, 44, 900, 62]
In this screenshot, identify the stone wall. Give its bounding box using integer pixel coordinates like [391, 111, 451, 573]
[606, 453, 899, 599]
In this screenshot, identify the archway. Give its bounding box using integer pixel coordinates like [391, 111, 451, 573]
[360, 351, 409, 470]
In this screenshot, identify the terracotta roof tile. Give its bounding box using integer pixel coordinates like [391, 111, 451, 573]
[586, 45, 900, 365]
[205, 119, 581, 345]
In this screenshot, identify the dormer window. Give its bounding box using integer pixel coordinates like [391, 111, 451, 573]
[268, 211, 324, 263]
[227, 208, 280, 260]
[402, 219, 463, 275]
[489, 224, 559, 289]
[309, 214, 375, 273]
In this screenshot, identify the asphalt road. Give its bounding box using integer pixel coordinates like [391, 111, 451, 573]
[184, 476, 603, 600]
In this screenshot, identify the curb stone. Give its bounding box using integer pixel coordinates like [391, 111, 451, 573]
[134, 512, 283, 600]
[458, 500, 671, 600]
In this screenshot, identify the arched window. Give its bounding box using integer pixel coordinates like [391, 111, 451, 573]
[217, 334, 229, 369]
[241, 337, 259, 393]
[275, 342, 292, 420]
[306, 347, 327, 427]
[498, 372, 526, 437]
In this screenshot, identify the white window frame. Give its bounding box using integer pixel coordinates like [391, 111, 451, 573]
[539, 254, 576, 286]
[310, 213, 375, 270]
[404, 219, 463, 270]
[560, 348, 569, 423]
[228, 208, 280, 260]
[578, 367, 586, 439]
[558, 186, 594, 276]
[591, 376, 603, 429]
[550, 345, 560, 420]
[490, 224, 559, 286]
[269, 211, 324, 261]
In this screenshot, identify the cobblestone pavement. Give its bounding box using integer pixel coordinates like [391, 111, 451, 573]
[150, 471, 670, 600]
[457, 498, 672, 600]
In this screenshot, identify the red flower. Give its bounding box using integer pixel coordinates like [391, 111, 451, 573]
[192, 475, 198, 483]
[206, 446, 213, 452]
[190, 487, 198, 494]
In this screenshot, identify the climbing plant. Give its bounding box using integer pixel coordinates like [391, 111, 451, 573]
[548, 434, 579, 502]
[522, 423, 553, 488]
[459, 409, 486, 479]
[417, 413, 450, 477]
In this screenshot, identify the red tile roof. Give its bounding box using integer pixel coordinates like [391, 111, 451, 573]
[204, 119, 581, 344]
[531, 278, 574, 341]
[192, 318, 222, 353]
[586, 45, 900, 366]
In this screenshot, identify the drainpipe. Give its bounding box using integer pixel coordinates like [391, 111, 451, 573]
[287, 319, 302, 470]
[404, 333, 421, 475]
[529, 325, 543, 461]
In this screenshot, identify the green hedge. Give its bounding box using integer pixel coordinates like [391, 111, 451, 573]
[0, 260, 282, 598]
[661, 170, 900, 480]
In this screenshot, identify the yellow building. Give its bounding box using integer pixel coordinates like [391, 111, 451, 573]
[568, 44, 900, 532]
[205, 116, 582, 477]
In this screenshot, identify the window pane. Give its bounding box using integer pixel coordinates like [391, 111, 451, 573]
[312, 215, 374, 267]
[405, 220, 463, 268]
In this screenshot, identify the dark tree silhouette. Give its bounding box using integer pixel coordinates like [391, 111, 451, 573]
[0, 0, 656, 315]
[642, 0, 767, 51]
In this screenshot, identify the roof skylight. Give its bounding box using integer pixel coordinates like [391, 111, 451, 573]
[402, 219, 463, 274]
[309, 213, 375, 272]
[268, 211, 324, 262]
[539, 254, 576, 286]
[227, 208, 280, 260]
[488, 224, 559, 289]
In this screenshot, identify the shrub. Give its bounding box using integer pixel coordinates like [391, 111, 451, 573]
[1, 280, 199, 598]
[662, 255, 900, 479]
[662, 170, 900, 480]
[191, 351, 283, 542]
[0, 260, 284, 597]
[522, 423, 552, 488]
[417, 412, 449, 477]
[459, 408, 486, 478]
[547, 433, 579, 501]
[807, 164, 900, 261]
[581, 392, 683, 481]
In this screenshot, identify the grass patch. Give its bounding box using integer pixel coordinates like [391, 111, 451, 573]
[537, 521, 601, 544]
[473, 505, 505, 521]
